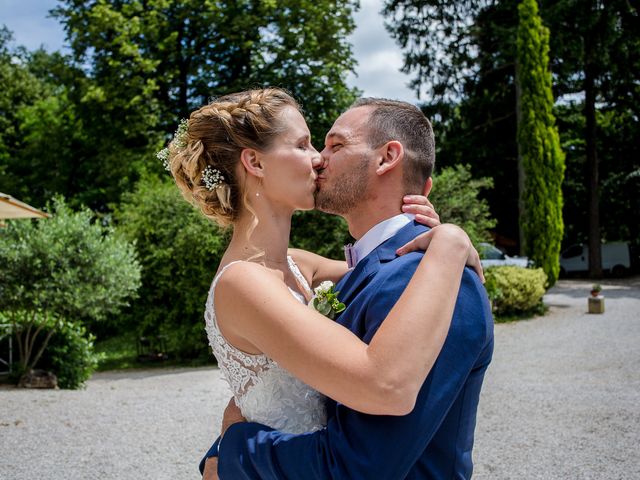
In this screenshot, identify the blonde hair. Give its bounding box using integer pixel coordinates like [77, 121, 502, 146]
[169, 88, 300, 227]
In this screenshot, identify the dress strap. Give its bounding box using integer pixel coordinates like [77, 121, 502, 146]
[212, 260, 245, 288]
[287, 256, 314, 297]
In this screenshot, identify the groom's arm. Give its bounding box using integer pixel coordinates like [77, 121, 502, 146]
[217, 260, 492, 479]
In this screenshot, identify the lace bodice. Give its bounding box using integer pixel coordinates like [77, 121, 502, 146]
[204, 257, 327, 434]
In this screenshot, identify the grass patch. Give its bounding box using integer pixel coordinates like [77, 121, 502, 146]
[94, 333, 214, 371]
[493, 302, 549, 323]
[94, 333, 139, 371]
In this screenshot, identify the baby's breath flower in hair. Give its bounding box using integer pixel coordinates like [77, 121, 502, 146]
[202, 166, 225, 191]
[156, 118, 189, 171]
[156, 148, 170, 171]
[173, 118, 189, 148]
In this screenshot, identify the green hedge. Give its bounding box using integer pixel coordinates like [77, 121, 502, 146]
[485, 266, 547, 316]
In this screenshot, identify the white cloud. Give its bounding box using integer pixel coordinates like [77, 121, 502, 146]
[346, 0, 419, 104]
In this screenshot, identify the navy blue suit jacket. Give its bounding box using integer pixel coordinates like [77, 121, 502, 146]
[209, 222, 494, 479]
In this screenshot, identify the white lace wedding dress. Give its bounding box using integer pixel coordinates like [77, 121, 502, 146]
[204, 257, 327, 434]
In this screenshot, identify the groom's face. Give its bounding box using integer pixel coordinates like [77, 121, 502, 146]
[314, 107, 376, 215]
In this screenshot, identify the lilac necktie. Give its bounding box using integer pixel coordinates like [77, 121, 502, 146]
[344, 243, 357, 269]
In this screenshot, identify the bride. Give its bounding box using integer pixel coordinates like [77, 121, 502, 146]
[165, 88, 481, 477]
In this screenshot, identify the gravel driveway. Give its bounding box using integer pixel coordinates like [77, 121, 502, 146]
[1, 277, 639, 479]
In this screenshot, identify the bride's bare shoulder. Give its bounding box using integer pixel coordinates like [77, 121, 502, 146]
[216, 261, 286, 299]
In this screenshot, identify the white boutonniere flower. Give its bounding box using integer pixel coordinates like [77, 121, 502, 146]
[312, 281, 346, 320]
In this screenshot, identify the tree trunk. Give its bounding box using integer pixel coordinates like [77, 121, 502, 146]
[584, 8, 602, 278]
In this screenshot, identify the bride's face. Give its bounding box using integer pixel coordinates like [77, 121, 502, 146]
[257, 106, 321, 211]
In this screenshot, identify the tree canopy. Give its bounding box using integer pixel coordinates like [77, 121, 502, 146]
[384, 0, 639, 268]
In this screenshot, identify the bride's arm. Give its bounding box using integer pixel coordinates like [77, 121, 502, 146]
[216, 224, 474, 416]
[287, 248, 348, 287]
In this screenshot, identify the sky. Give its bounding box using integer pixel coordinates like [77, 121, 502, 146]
[0, 0, 420, 104]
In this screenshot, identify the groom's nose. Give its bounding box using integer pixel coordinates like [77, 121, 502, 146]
[312, 151, 322, 169]
[314, 152, 327, 171]
[317, 149, 330, 170]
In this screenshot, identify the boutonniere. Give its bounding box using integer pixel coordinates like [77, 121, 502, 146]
[312, 281, 346, 320]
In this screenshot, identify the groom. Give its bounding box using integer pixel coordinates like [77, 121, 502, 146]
[203, 98, 494, 479]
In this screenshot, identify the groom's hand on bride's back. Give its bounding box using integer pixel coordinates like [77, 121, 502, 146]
[221, 396, 246, 437]
[203, 398, 246, 480]
[202, 457, 219, 480]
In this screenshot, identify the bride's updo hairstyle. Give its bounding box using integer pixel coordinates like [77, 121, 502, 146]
[169, 88, 300, 227]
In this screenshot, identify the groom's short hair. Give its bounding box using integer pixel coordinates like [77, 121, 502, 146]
[350, 98, 435, 193]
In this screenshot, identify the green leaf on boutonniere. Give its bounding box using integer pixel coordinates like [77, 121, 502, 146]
[312, 281, 346, 319]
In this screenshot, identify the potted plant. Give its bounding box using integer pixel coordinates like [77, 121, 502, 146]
[590, 284, 602, 297]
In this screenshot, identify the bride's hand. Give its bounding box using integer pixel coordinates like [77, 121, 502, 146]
[395, 224, 485, 283]
[402, 194, 441, 227]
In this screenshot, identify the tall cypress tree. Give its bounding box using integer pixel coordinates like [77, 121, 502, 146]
[516, 0, 565, 286]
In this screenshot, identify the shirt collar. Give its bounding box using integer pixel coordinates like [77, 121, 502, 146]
[346, 214, 414, 268]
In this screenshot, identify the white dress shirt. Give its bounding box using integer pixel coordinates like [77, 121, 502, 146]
[345, 214, 415, 268]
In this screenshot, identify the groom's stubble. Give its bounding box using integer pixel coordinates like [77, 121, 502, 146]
[314, 154, 371, 216]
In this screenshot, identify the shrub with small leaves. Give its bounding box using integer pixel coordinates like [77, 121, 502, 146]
[40, 320, 103, 389]
[0, 196, 141, 376]
[485, 266, 547, 316]
[429, 164, 496, 246]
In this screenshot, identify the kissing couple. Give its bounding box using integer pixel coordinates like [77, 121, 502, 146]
[164, 88, 494, 479]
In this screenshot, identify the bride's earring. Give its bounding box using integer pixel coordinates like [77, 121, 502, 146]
[256, 178, 262, 197]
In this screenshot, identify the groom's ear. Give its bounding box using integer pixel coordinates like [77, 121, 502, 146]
[376, 140, 404, 175]
[375, 140, 404, 176]
[239, 148, 264, 178]
[422, 177, 433, 197]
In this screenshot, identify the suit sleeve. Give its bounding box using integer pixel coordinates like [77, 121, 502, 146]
[217, 256, 491, 480]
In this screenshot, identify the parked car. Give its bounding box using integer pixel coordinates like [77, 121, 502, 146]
[560, 242, 631, 276]
[479, 242, 531, 269]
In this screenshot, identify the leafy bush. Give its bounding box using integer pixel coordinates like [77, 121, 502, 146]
[430, 164, 496, 246]
[0, 196, 141, 375]
[290, 210, 351, 260]
[40, 320, 103, 389]
[115, 177, 229, 358]
[485, 266, 547, 316]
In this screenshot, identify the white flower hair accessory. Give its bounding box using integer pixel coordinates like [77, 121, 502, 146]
[202, 165, 225, 191]
[156, 118, 189, 171]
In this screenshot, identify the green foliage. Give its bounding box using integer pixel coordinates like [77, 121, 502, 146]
[114, 177, 229, 358]
[516, 0, 565, 286]
[0, 196, 141, 371]
[290, 210, 351, 260]
[556, 103, 640, 251]
[429, 164, 496, 246]
[0, 197, 141, 320]
[384, 0, 639, 259]
[52, 0, 359, 143]
[41, 320, 103, 389]
[485, 266, 547, 316]
[0, 32, 150, 211]
[3, 1, 360, 211]
[93, 333, 141, 371]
